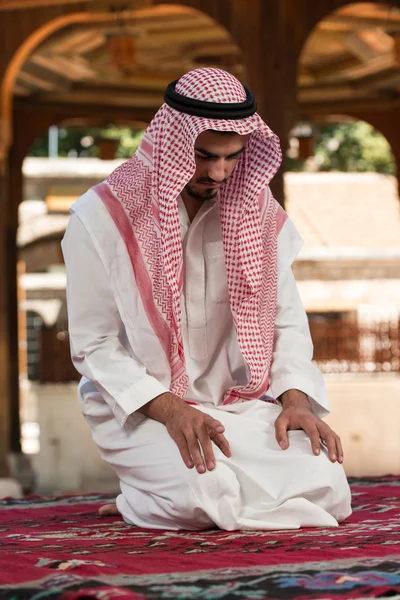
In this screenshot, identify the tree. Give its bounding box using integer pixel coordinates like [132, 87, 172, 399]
[29, 120, 396, 176]
[286, 121, 396, 175]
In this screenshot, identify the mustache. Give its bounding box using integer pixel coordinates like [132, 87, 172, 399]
[197, 178, 227, 185]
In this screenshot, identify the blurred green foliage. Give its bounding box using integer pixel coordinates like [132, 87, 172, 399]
[28, 126, 145, 159]
[29, 121, 396, 175]
[286, 121, 396, 174]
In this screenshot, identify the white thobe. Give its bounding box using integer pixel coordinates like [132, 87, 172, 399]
[62, 195, 351, 531]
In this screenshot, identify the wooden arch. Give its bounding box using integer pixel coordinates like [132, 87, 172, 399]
[4, 0, 398, 478]
[298, 1, 400, 184]
[295, 0, 400, 59]
[1, 3, 242, 165]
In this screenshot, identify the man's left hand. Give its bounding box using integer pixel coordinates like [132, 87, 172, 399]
[275, 389, 343, 464]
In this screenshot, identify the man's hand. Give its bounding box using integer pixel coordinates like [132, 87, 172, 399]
[140, 392, 231, 473]
[275, 389, 343, 463]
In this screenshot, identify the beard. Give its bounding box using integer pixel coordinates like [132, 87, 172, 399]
[184, 180, 224, 202]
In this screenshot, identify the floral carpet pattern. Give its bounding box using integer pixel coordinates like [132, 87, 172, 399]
[0, 477, 399, 599]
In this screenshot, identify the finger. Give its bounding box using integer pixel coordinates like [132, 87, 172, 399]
[318, 424, 338, 462]
[205, 416, 225, 433]
[320, 426, 344, 463]
[185, 430, 207, 474]
[274, 415, 289, 450]
[322, 432, 337, 462]
[336, 435, 344, 464]
[196, 425, 216, 471]
[174, 433, 195, 469]
[302, 423, 321, 456]
[210, 431, 231, 458]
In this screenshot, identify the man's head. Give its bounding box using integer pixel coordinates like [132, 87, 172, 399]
[184, 130, 248, 202]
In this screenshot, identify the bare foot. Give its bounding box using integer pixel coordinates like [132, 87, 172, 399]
[98, 503, 120, 517]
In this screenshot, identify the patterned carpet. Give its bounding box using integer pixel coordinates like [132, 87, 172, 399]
[0, 476, 399, 599]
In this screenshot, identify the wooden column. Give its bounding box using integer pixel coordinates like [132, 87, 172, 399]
[236, 0, 298, 206]
[0, 158, 11, 476]
[157, 0, 299, 207]
[3, 108, 54, 462]
[5, 143, 23, 454]
[0, 109, 31, 474]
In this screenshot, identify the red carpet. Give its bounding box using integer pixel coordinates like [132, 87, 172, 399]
[0, 476, 399, 599]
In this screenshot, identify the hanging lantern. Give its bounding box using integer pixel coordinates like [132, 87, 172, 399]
[291, 121, 315, 160]
[298, 136, 315, 161]
[106, 5, 142, 74]
[98, 137, 119, 160]
[393, 33, 400, 64]
[107, 30, 138, 72]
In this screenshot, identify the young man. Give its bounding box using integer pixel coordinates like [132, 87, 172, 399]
[62, 68, 351, 531]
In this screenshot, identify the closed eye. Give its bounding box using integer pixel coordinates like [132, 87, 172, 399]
[195, 150, 244, 161]
[196, 154, 214, 161]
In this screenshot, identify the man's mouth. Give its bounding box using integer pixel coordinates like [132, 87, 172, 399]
[199, 181, 220, 188]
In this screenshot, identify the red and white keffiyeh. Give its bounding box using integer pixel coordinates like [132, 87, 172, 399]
[93, 68, 286, 404]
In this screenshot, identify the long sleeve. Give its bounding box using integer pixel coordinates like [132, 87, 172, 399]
[269, 268, 329, 417]
[61, 214, 169, 426]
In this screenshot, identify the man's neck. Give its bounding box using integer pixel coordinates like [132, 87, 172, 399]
[180, 190, 205, 223]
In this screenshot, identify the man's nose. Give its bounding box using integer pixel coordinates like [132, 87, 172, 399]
[208, 160, 226, 183]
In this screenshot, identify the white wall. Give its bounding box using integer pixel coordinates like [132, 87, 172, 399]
[31, 376, 400, 494]
[37, 384, 118, 494]
[325, 374, 400, 477]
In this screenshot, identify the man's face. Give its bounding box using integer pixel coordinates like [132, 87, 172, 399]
[184, 130, 248, 202]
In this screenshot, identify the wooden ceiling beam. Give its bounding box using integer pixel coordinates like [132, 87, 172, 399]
[38, 22, 231, 56]
[135, 27, 229, 48]
[81, 70, 181, 91]
[343, 54, 396, 80]
[77, 33, 106, 56]
[304, 56, 361, 82]
[298, 83, 380, 103]
[30, 53, 97, 81]
[303, 29, 349, 54]
[323, 15, 400, 32]
[302, 96, 400, 116]
[339, 4, 398, 18]
[16, 70, 57, 92]
[343, 29, 394, 63]
[37, 27, 99, 55]
[36, 88, 163, 109]
[20, 93, 400, 125]
[85, 42, 182, 67]
[302, 53, 397, 84]
[135, 15, 212, 32]
[87, 41, 190, 69]
[14, 97, 156, 124]
[0, 0, 96, 9]
[13, 84, 31, 97]
[355, 69, 400, 91]
[19, 61, 71, 92]
[360, 29, 394, 55]
[345, 31, 380, 62]
[48, 55, 97, 81]
[45, 30, 106, 55]
[60, 15, 216, 36]
[297, 71, 315, 87]
[185, 41, 241, 60]
[1, 0, 153, 9]
[317, 21, 355, 34]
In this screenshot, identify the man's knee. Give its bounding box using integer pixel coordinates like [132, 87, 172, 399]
[310, 454, 352, 520]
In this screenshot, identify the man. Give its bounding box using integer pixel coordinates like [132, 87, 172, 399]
[62, 68, 351, 531]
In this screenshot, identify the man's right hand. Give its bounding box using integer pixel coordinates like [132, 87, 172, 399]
[140, 392, 231, 473]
